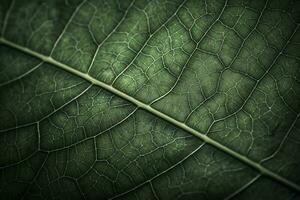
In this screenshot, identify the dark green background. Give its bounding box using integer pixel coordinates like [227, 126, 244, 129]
[0, 0, 300, 199]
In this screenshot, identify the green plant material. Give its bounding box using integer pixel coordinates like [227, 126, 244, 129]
[0, 0, 300, 199]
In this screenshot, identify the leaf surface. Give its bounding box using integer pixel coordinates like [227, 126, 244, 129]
[0, 0, 300, 199]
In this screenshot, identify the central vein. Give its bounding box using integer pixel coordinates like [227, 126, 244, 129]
[0, 37, 299, 193]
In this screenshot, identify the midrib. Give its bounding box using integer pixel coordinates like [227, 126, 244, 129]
[1, 37, 299, 193]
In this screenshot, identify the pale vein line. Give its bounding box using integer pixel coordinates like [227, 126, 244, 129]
[0, 62, 43, 87]
[0, 84, 92, 170]
[87, 0, 135, 73]
[210, 24, 300, 126]
[109, 143, 207, 200]
[0, 37, 299, 192]
[184, 0, 269, 122]
[224, 174, 262, 200]
[150, 0, 228, 105]
[1, 0, 15, 37]
[111, 0, 188, 85]
[260, 113, 300, 163]
[20, 152, 49, 200]
[50, 0, 87, 56]
[0, 83, 92, 133]
[44, 107, 138, 153]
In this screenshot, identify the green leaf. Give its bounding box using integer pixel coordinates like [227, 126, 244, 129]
[0, 0, 300, 199]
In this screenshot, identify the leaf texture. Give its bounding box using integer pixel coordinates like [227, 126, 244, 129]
[0, 0, 300, 199]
